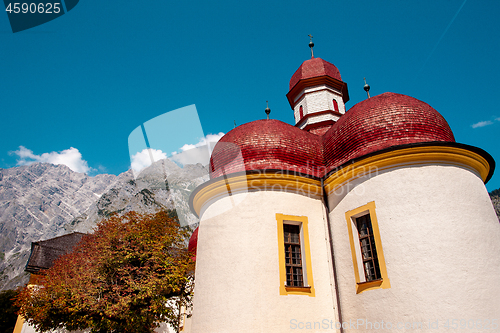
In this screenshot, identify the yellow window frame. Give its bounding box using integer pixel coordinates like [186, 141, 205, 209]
[345, 201, 391, 294]
[276, 213, 315, 297]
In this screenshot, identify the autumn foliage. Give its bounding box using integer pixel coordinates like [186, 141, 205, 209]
[15, 211, 194, 333]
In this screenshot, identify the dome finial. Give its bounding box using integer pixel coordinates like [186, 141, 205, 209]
[308, 34, 314, 58]
[265, 101, 271, 119]
[364, 77, 371, 99]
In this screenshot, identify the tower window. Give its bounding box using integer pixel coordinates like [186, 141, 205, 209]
[284, 224, 303, 287]
[299, 105, 304, 118]
[345, 202, 390, 294]
[332, 99, 339, 112]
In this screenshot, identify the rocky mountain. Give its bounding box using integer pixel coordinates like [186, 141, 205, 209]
[0, 160, 208, 290]
[490, 188, 500, 221]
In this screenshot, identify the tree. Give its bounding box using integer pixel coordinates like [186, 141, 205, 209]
[0, 289, 20, 333]
[15, 211, 194, 333]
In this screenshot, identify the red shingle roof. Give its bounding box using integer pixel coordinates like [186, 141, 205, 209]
[209, 119, 324, 178]
[209, 93, 455, 180]
[289, 57, 343, 90]
[322, 92, 455, 173]
[188, 227, 198, 261]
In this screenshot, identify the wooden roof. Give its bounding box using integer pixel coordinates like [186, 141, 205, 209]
[25, 232, 85, 274]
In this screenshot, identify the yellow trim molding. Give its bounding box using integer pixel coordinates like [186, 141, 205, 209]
[13, 279, 39, 333]
[345, 202, 390, 294]
[13, 315, 25, 333]
[276, 214, 315, 297]
[325, 146, 491, 195]
[192, 173, 322, 216]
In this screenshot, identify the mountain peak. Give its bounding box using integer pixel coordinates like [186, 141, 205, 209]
[0, 160, 207, 290]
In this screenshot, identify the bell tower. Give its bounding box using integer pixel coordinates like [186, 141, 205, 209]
[286, 38, 349, 135]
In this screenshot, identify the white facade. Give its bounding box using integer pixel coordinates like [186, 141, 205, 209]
[191, 190, 338, 333]
[328, 164, 500, 331]
[190, 155, 500, 332]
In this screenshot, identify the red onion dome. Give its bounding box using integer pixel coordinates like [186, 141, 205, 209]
[322, 92, 455, 172]
[210, 119, 324, 179]
[289, 57, 343, 91]
[188, 227, 198, 261]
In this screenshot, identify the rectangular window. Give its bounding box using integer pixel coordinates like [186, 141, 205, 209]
[284, 224, 303, 287]
[345, 202, 390, 294]
[276, 214, 315, 297]
[356, 214, 381, 282]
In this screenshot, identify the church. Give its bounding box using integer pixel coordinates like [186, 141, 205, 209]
[185, 40, 500, 332]
[14, 41, 500, 333]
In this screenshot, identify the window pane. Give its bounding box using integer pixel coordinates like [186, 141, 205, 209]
[356, 214, 381, 282]
[284, 224, 303, 287]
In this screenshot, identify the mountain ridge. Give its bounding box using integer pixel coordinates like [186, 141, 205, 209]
[0, 162, 121, 289]
[490, 188, 500, 221]
[0, 161, 207, 290]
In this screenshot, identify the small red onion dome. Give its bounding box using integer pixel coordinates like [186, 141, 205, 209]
[210, 119, 324, 179]
[322, 92, 455, 173]
[188, 227, 198, 261]
[289, 57, 343, 91]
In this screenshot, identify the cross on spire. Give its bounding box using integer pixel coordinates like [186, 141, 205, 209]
[308, 34, 314, 58]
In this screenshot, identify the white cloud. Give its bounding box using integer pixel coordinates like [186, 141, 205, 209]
[170, 146, 211, 166]
[11, 146, 93, 173]
[496, 117, 500, 122]
[471, 120, 494, 129]
[130, 133, 225, 174]
[179, 133, 225, 152]
[130, 148, 167, 174]
[171, 132, 225, 166]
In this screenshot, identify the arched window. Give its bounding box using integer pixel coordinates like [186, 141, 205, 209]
[332, 99, 339, 112]
[299, 105, 303, 118]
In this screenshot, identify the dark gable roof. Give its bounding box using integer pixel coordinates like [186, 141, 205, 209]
[25, 232, 86, 274]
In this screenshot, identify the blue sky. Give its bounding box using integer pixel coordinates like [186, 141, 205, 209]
[1, 0, 499, 191]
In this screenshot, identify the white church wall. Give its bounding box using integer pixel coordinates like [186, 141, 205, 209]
[328, 164, 500, 332]
[191, 190, 339, 333]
